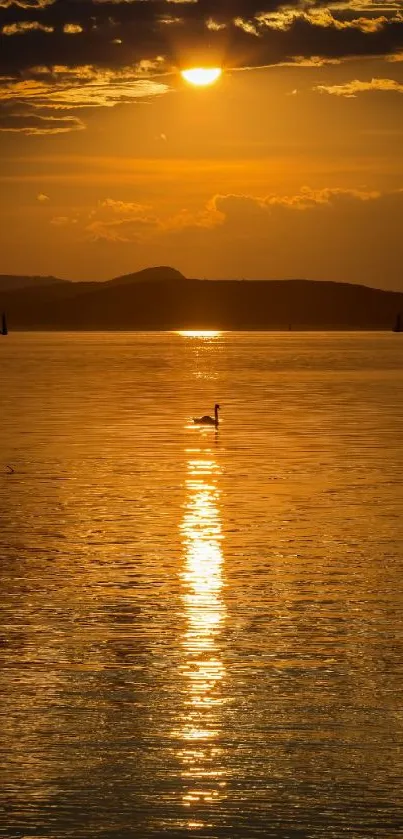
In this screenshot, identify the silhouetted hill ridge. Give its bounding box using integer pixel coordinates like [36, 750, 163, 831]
[0, 274, 69, 292]
[104, 266, 186, 286]
[1, 269, 402, 329]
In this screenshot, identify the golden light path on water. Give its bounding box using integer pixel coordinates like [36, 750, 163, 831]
[176, 331, 223, 339]
[178, 443, 227, 824]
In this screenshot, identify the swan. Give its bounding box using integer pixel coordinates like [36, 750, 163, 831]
[193, 404, 220, 427]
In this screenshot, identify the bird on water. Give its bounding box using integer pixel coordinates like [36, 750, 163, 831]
[193, 404, 220, 427]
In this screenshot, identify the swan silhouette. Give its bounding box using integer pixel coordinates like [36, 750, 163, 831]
[193, 405, 220, 428]
[193, 404, 220, 427]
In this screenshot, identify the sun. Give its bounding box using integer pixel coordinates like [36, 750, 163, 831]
[176, 330, 222, 338]
[181, 68, 222, 87]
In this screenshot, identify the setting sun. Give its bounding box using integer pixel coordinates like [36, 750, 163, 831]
[176, 330, 222, 338]
[181, 68, 222, 87]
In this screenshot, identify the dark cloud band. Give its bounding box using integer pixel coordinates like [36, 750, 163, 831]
[0, 0, 402, 75]
[1, 0, 402, 134]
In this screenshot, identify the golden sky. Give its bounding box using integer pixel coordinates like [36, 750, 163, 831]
[0, 0, 402, 289]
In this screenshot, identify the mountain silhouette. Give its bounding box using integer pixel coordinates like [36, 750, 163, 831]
[1, 267, 402, 330]
[104, 266, 186, 286]
[0, 274, 68, 293]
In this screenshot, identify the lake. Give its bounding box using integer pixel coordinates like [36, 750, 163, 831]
[1, 331, 403, 838]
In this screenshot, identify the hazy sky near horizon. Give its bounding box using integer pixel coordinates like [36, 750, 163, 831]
[0, 0, 403, 288]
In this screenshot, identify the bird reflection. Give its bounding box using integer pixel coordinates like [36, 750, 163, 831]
[178, 449, 227, 817]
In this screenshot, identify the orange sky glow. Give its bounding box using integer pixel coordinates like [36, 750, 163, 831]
[0, 1, 403, 290]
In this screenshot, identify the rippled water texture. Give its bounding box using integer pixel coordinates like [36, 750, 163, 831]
[1, 332, 403, 838]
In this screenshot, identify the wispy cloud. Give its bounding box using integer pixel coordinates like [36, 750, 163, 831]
[1, 68, 169, 109]
[206, 187, 381, 222]
[0, 108, 84, 133]
[85, 197, 159, 242]
[63, 23, 83, 35]
[257, 7, 390, 33]
[52, 186, 387, 244]
[0, 0, 402, 81]
[0, 63, 169, 132]
[1, 0, 402, 136]
[387, 50, 403, 61]
[0, 0, 54, 7]
[315, 77, 403, 96]
[2, 20, 53, 35]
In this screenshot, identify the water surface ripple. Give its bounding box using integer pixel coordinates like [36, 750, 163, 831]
[1, 332, 403, 838]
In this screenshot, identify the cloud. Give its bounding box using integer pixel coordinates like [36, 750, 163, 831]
[86, 216, 158, 243]
[1, 1, 402, 137]
[0, 106, 84, 132]
[143, 186, 383, 237]
[206, 18, 227, 33]
[83, 197, 159, 242]
[0, 0, 54, 7]
[37, 185, 403, 286]
[97, 198, 151, 214]
[2, 20, 53, 34]
[256, 8, 389, 33]
[277, 55, 343, 66]
[56, 193, 227, 243]
[160, 186, 403, 287]
[315, 77, 403, 95]
[1, 67, 169, 109]
[61, 186, 386, 244]
[208, 186, 381, 220]
[0, 0, 402, 81]
[63, 23, 83, 34]
[162, 205, 223, 233]
[0, 64, 169, 131]
[234, 17, 261, 37]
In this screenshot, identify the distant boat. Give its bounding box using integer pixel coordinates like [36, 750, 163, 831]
[393, 313, 402, 333]
[1, 312, 7, 336]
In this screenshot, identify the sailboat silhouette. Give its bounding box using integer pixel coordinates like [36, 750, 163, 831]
[1, 312, 7, 336]
[393, 313, 402, 333]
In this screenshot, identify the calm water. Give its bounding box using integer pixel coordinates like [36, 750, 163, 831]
[1, 332, 403, 839]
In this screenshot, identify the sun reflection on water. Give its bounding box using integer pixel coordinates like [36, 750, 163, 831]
[178, 450, 227, 818]
[176, 331, 222, 338]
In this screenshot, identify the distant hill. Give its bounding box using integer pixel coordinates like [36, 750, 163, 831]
[0, 274, 69, 292]
[1, 267, 402, 330]
[104, 266, 186, 286]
